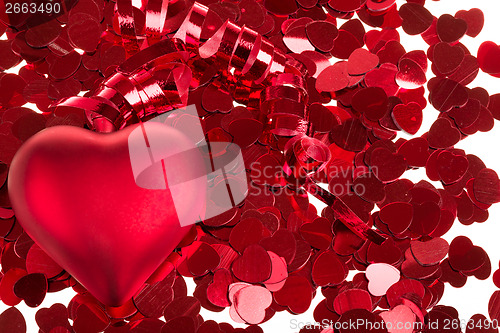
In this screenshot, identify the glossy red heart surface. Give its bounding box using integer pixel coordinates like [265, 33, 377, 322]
[8, 124, 207, 306]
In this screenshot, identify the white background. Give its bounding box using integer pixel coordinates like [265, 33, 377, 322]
[2, 0, 500, 331]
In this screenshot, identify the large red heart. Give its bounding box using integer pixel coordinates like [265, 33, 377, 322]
[8, 124, 207, 306]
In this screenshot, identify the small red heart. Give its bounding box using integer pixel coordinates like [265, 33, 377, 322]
[352, 87, 388, 121]
[410, 238, 449, 266]
[432, 42, 465, 74]
[392, 102, 423, 135]
[367, 238, 402, 265]
[8, 124, 207, 306]
[273, 275, 312, 314]
[333, 289, 372, 315]
[305, 21, 338, 52]
[397, 138, 430, 168]
[448, 236, 486, 272]
[478, 41, 500, 75]
[259, 229, 297, 264]
[299, 217, 333, 250]
[427, 117, 462, 149]
[364, 63, 399, 97]
[409, 201, 440, 236]
[202, 83, 233, 113]
[379, 202, 413, 235]
[231, 244, 271, 283]
[13, 273, 48, 308]
[241, 209, 279, 234]
[437, 14, 467, 43]
[370, 147, 407, 182]
[436, 150, 469, 185]
[455, 8, 484, 38]
[229, 218, 267, 253]
[396, 58, 426, 89]
[429, 78, 469, 112]
[399, 3, 433, 36]
[35, 303, 72, 333]
[364, 29, 400, 52]
[316, 62, 349, 92]
[207, 268, 232, 307]
[311, 250, 348, 286]
[402, 250, 440, 280]
[347, 48, 379, 76]
[380, 304, 416, 329]
[376, 40, 406, 66]
[474, 168, 500, 204]
[447, 98, 481, 128]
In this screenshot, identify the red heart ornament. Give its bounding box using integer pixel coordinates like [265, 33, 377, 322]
[8, 124, 207, 306]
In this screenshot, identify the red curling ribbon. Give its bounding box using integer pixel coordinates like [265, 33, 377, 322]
[86, 39, 189, 131]
[260, 72, 308, 137]
[283, 136, 386, 244]
[41, 1, 383, 245]
[144, 0, 169, 43]
[116, 0, 142, 54]
[175, 2, 287, 84]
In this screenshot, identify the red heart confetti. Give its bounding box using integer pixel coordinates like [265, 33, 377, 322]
[433, 42, 466, 75]
[311, 250, 348, 287]
[410, 238, 449, 266]
[0, 307, 26, 333]
[474, 169, 500, 204]
[455, 8, 484, 38]
[347, 48, 379, 76]
[399, 3, 433, 36]
[231, 244, 271, 284]
[379, 202, 413, 235]
[428, 117, 462, 149]
[449, 236, 487, 272]
[13, 273, 48, 308]
[478, 41, 500, 75]
[273, 275, 312, 314]
[392, 102, 423, 135]
[437, 14, 468, 44]
[437, 150, 470, 185]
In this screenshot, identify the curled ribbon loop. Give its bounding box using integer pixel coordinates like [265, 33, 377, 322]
[41, 1, 385, 245]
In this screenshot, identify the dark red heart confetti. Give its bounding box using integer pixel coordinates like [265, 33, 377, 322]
[370, 148, 407, 182]
[478, 41, 500, 75]
[396, 58, 427, 89]
[231, 244, 271, 283]
[437, 150, 469, 185]
[410, 238, 449, 266]
[0, 307, 26, 333]
[379, 202, 413, 235]
[399, 3, 433, 36]
[449, 236, 487, 272]
[13, 273, 48, 308]
[347, 48, 379, 76]
[392, 102, 423, 135]
[436, 14, 468, 44]
[455, 8, 484, 38]
[474, 169, 500, 204]
[305, 21, 338, 53]
[433, 42, 465, 75]
[311, 250, 348, 286]
[427, 117, 462, 149]
[273, 275, 312, 314]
